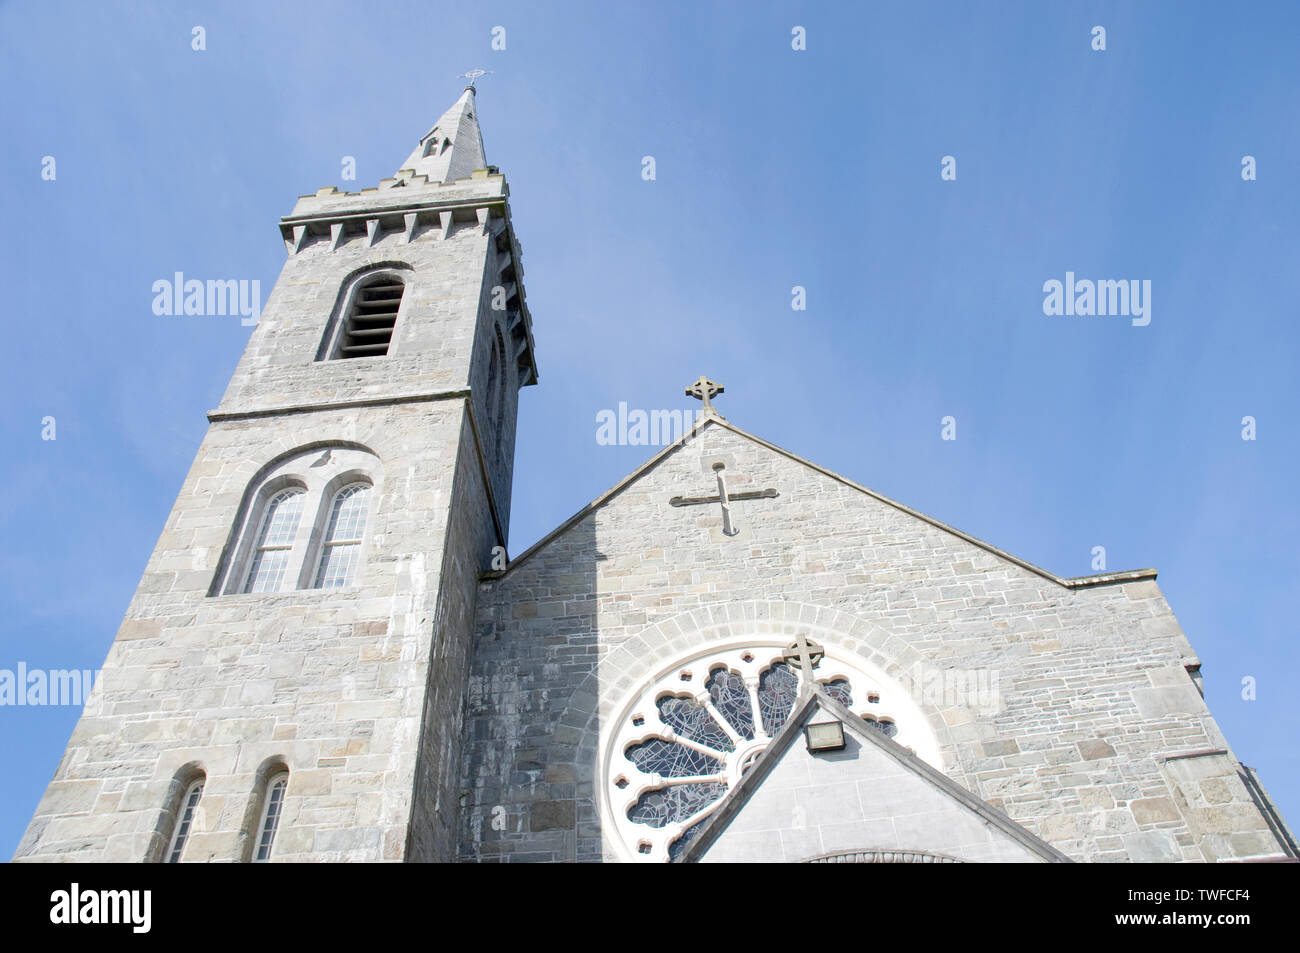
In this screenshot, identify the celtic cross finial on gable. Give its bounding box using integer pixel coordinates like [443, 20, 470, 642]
[685, 375, 724, 415]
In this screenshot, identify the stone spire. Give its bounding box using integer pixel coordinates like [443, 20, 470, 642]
[398, 86, 487, 184]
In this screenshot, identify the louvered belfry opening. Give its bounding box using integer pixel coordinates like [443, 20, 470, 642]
[339, 277, 404, 358]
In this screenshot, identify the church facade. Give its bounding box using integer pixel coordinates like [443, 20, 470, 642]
[16, 90, 1296, 864]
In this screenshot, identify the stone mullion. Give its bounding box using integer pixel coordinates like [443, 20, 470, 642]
[745, 677, 768, 739]
[661, 730, 729, 764]
[698, 695, 743, 746]
[654, 773, 727, 787]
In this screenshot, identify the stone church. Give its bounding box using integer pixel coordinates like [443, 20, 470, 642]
[16, 88, 1296, 864]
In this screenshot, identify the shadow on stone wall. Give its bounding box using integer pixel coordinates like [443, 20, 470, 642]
[457, 515, 599, 862]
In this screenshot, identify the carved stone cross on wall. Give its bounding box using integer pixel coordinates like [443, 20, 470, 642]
[669, 463, 777, 538]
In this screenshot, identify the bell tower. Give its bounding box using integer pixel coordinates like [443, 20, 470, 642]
[15, 85, 537, 862]
[261, 82, 537, 538]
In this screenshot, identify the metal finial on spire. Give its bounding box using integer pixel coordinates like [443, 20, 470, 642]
[457, 68, 493, 90]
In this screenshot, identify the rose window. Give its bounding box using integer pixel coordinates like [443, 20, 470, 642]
[603, 640, 942, 862]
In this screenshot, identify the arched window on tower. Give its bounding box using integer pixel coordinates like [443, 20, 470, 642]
[336, 275, 404, 358]
[244, 488, 307, 593]
[486, 325, 508, 455]
[254, 772, 289, 862]
[212, 446, 382, 597]
[166, 776, 205, 863]
[495, 326, 508, 446]
[313, 483, 372, 589]
[487, 334, 501, 420]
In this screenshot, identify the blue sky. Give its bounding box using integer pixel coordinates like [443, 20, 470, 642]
[2, 1, 1297, 856]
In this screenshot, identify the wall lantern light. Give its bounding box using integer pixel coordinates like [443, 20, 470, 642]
[804, 720, 845, 752]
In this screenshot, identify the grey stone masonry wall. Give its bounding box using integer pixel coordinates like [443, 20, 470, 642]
[16, 400, 471, 861]
[464, 220, 523, 536]
[406, 412, 499, 861]
[221, 180, 508, 412]
[459, 418, 1287, 863]
[234, 170, 532, 537]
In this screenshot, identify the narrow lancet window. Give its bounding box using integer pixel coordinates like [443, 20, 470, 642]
[255, 773, 288, 862]
[244, 488, 306, 593]
[167, 778, 204, 863]
[313, 483, 371, 588]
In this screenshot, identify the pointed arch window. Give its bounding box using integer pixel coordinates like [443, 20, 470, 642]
[244, 488, 306, 593]
[254, 773, 288, 862]
[313, 483, 372, 589]
[487, 333, 502, 420]
[167, 778, 204, 863]
[337, 276, 404, 358]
